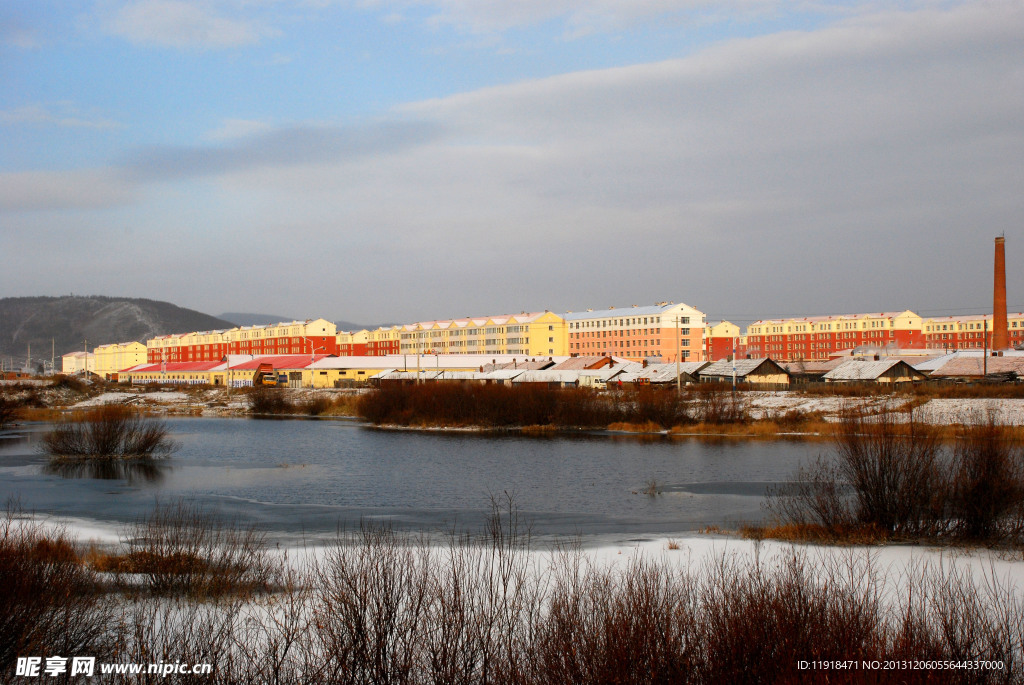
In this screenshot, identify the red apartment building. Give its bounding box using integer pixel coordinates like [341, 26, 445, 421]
[743, 311, 925, 362]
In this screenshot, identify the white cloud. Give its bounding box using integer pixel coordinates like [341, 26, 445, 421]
[8, 2, 1023, 321]
[204, 118, 274, 141]
[105, 0, 268, 49]
[198, 1, 1024, 318]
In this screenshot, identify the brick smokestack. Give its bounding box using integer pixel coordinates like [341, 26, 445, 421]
[993, 236, 1008, 350]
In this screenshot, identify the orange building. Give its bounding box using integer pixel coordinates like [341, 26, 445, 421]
[564, 302, 705, 362]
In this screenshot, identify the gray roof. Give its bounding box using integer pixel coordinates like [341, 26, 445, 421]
[563, 304, 683, 320]
[782, 359, 845, 374]
[929, 357, 1024, 378]
[614, 363, 703, 384]
[822, 359, 922, 381]
[578, 362, 644, 381]
[509, 370, 582, 384]
[484, 369, 528, 380]
[700, 358, 787, 378]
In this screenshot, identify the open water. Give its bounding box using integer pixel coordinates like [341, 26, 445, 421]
[0, 418, 823, 540]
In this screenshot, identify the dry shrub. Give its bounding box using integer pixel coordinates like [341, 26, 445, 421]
[247, 386, 295, 415]
[948, 414, 1024, 542]
[107, 500, 275, 598]
[767, 410, 944, 538]
[632, 387, 691, 429]
[0, 504, 115, 673]
[358, 383, 619, 429]
[297, 395, 333, 416]
[359, 384, 714, 430]
[690, 384, 748, 425]
[0, 394, 20, 428]
[49, 374, 88, 394]
[803, 381, 1024, 400]
[41, 403, 177, 460]
[533, 554, 693, 685]
[767, 407, 1024, 547]
[5, 497, 1022, 683]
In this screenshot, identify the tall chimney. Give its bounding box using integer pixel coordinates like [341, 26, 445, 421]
[993, 236, 1008, 351]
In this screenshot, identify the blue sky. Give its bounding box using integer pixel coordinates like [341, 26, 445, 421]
[2, 1, 1023, 326]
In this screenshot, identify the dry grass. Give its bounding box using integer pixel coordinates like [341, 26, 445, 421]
[802, 381, 1024, 399]
[3, 499, 1024, 682]
[0, 503, 115, 674]
[607, 421, 664, 433]
[764, 408, 1024, 547]
[246, 388, 361, 417]
[740, 522, 891, 545]
[41, 403, 177, 461]
[103, 500, 277, 598]
[358, 384, 752, 431]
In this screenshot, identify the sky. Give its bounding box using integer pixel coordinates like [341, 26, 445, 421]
[1, 1, 1022, 327]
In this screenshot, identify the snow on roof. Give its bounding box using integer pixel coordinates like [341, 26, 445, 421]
[481, 359, 553, 372]
[510, 370, 582, 384]
[822, 359, 918, 381]
[562, 303, 695, 320]
[549, 356, 629, 370]
[929, 356, 1024, 378]
[925, 313, 1024, 323]
[579, 362, 644, 381]
[485, 369, 528, 380]
[750, 311, 916, 326]
[782, 359, 845, 374]
[700, 358, 786, 378]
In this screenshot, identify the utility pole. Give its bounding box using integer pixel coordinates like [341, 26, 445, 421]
[984, 318, 988, 377]
[675, 316, 681, 395]
[731, 337, 737, 396]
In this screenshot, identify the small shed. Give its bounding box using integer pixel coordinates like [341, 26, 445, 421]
[822, 359, 927, 385]
[509, 370, 582, 388]
[699, 358, 790, 389]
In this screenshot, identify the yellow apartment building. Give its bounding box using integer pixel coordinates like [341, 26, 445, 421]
[398, 312, 568, 357]
[93, 341, 147, 379]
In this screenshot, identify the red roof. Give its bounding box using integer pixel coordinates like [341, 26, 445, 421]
[228, 354, 329, 370]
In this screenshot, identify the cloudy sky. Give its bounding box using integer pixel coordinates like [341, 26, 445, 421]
[2, 1, 1022, 326]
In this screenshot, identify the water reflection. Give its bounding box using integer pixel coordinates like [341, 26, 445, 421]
[44, 459, 168, 484]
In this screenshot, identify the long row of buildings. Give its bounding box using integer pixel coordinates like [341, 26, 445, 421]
[100, 348, 1024, 391]
[64, 305, 1024, 380]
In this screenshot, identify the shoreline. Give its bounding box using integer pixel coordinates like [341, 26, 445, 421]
[23, 512, 1024, 590]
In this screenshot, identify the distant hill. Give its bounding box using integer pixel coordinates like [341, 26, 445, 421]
[0, 296, 235, 369]
[218, 312, 294, 327]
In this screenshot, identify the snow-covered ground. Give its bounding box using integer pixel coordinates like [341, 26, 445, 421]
[911, 398, 1024, 425]
[27, 514, 1024, 595]
[744, 392, 1024, 425]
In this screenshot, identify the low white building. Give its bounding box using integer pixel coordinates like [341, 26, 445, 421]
[61, 351, 95, 375]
